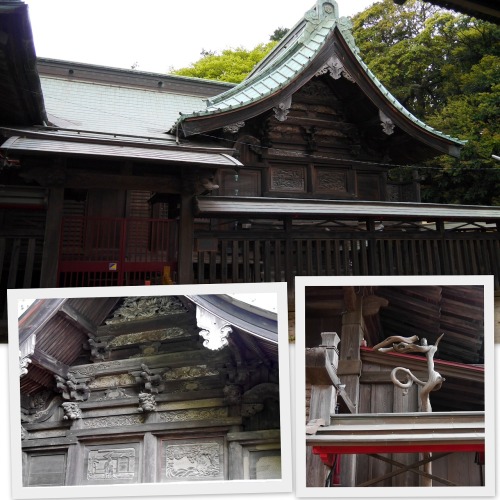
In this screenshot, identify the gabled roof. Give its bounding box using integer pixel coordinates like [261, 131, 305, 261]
[174, 0, 465, 158]
[0, 1, 47, 126]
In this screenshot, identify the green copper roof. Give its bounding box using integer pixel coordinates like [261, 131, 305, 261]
[175, 0, 464, 150]
[175, 1, 340, 124]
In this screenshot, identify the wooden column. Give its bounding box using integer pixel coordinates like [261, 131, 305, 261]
[338, 287, 365, 487]
[40, 186, 65, 288]
[306, 332, 340, 487]
[178, 194, 194, 284]
[143, 432, 157, 482]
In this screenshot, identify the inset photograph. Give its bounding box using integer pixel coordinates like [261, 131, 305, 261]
[8, 283, 291, 498]
[295, 275, 494, 497]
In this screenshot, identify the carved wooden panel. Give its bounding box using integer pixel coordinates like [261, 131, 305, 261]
[84, 442, 141, 484]
[315, 168, 347, 194]
[161, 438, 224, 481]
[26, 451, 67, 486]
[269, 166, 306, 192]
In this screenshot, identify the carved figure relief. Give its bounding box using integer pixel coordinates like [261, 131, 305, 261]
[164, 442, 222, 480]
[62, 402, 82, 420]
[88, 448, 136, 480]
[138, 392, 157, 412]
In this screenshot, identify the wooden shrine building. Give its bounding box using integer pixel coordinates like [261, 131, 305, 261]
[17, 293, 281, 486]
[0, 0, 499, 338]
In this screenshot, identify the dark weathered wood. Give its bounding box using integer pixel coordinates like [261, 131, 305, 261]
[40, 186, 65, 287]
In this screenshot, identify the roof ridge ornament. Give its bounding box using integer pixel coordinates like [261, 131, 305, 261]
[305, 1, 338, 24]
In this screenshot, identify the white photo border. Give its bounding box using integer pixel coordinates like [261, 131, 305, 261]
[8, 282, 292, 499]
[294, 274, 495, 498]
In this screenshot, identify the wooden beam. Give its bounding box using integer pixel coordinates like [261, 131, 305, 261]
[58, 303, 97, 337]
[64, 169, 181, 193]
[31, 348, 69, 378]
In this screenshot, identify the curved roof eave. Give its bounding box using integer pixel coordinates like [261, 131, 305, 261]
[174, 0, 465, 159]
[173, 1, 341, 137]
[332, 26, 466, 157]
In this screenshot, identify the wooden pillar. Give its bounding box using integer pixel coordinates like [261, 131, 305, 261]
[338, 287, 365, 487]
[143, 432, 157, 482]
[40, 186, 65, 288]
[306, 332, 340, 487]
[178, 194, 194, 284]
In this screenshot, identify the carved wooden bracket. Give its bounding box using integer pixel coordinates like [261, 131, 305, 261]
[20, 334, 36, 377]
[273, 96, 292, 122]
[379, 110, 395, 135]
[195, 305, 232, 351]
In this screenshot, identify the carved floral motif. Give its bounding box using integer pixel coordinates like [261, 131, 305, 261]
[158, 407, 227, 422]
[83, 415, 145, 429]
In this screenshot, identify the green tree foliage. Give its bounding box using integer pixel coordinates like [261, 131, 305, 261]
[352, 0, 500, 205]
[171, 42, 278, 83]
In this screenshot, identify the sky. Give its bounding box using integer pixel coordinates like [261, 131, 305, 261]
[24, 0, 375, 74]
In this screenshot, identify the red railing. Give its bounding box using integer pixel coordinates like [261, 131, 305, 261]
[58, 216, 178, 287]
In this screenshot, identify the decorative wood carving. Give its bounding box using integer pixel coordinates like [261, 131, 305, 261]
[19, 334, 36, 377]
[61, 401, 82, 420]
[138, 392, 157, 412]
[105, 296, 187, 324]
[131, 363, 165, 394]
[83, 415, 145, 428]
[195, 305, 232, 351]
[107, 328, 187, 349]
[316, 169, 347, 192]
[158, 407, 227, 422]
[223, 121, 245, 134]
[379, 109, 395, 135]
[87, 337, 110, 361]
[164, 442, 222, 480]
[273, 96, 292, 122]
[373, 334, 445, 413]
[163, 365, 220, 380]
[270, 167, 305, 192]
[55, 373, 90, 401]
[88, 448, 136, 480]
[316, 54, 355, 83]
